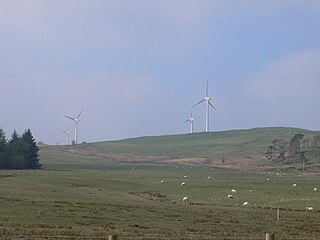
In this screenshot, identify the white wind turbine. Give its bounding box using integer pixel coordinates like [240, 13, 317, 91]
[193, 80, 217, 132]
[64, 109, 84, 145]
[62, 127, 71, 145]
[184, 109, 195, 133]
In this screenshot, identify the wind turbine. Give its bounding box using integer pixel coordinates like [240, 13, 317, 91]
[62, 128, 71, 145]
[64, 109, 84, 145]
[184, 109, 195, 133]
[193, 80, 216, 132]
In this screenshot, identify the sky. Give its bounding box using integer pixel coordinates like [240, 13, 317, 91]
[1, 0, 320, 144]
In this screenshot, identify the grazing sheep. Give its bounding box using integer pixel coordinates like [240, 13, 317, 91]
[292, 183, 297, 187]
[207, 176, 211, 180]
[231, 189, 236, 194]
[306, 207, 313, 211]
[182, 197, 188, 202]
[184, 175, 187, 179]
[314, 187, 317, 191]
[181, 182, 186, 186]
[227, 194, 234, 199]
[243, 201, 249, 207]
[266, 178, 270, 181]
[160, 180, 164, 184]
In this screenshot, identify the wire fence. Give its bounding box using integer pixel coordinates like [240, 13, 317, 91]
[0, 234, 319, 240]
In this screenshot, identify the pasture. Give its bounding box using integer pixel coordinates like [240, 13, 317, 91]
[0, 146, 319, 239]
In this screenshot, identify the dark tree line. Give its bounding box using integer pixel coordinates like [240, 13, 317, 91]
[266, 133, 320, 165]
[0, 128, 41, 169]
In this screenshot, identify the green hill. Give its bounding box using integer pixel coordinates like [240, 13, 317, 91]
[40, 127, 320, 171]
[87, 127, 317, 157]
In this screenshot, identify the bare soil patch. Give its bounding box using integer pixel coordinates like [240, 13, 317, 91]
[63, 146, 281, 171]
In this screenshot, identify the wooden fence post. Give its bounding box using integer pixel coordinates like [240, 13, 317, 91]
[277, 208, 280, 220]
[108, 234, 118, 240]
[266, 233, 275, 240]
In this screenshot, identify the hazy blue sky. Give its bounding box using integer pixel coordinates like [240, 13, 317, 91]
[1, 0, 320, 144]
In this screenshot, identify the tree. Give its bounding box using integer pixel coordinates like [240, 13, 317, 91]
[266, 139, 287, 163]
[0, 128, 7, 168]
[278, 141, 287, 162]
[266, 145, 275, 162]
[21, 129, 41, 169]
[7, 130, 24, 169]
[312, 135, 320, 161]
[6, 129, 41, 169]
[288, 133, 304, 163]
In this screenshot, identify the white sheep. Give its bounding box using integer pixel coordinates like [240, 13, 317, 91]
[181, 182, 186, 186]
[160, 180, 164, 184]
[314, 187, 317, 191]
[207, 176, 211, 180]
[266, 178, 270, 181]
[227, 194, 234, 199]
[292, 183, 297, 187]
[243, 201, 249, 207]
[184, 175, 187, 179]
[182, 197, 188, 202]
[231, 189, 236, 194]
[306, 207, 313, 211]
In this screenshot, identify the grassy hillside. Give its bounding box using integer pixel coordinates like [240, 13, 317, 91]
[84, 127, 319, 158]
[41, 127, 320, 172]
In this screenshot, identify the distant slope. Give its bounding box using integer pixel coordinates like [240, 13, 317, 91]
[84, 127, 319, 159]
[41, 127, 320, 171]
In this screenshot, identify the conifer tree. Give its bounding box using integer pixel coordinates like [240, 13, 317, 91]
[21, 129, 41, 169]
[8, 130, 24, 169]
[0, 128, 7, 168]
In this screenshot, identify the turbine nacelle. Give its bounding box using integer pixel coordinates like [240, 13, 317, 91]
[185, 118, 194, 123]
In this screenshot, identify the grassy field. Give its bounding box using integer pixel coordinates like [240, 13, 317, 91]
[0, 145, 319, 239]
[0, 127, 319, 239]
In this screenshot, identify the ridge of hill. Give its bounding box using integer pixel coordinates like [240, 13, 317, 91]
[41, 127, 320, 171]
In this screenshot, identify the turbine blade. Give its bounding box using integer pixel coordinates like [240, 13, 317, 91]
[209, 101, 217, 110]
[193, 99, 205, 108]
[184, 119, 190, 123]
[64, 115, 76, 121]
[77, 109, 84, 119]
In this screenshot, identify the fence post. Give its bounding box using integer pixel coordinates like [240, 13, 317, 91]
[266, 233, 275, 240]
[277, 208, 280, 220]
[108, 234, 118, 240]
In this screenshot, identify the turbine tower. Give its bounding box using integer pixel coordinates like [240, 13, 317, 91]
[193, 80, 216, 132]
[184, 109, 195, 133]
[64, 109, 84, 145]
[62, 128, 70, 145]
